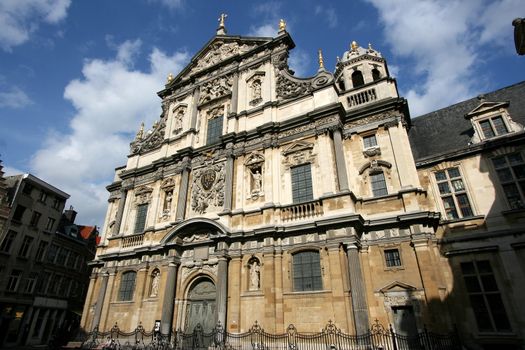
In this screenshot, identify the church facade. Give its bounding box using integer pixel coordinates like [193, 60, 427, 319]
[80, 19, 525, 349]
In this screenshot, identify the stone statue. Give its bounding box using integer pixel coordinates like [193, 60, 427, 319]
[250, 169, 262, 194]
[252, 80, 261, 101]
[173, 110, 183, 134]
[164, 190, 173, 211]
[150, 271, 160, 297]
[249, 261, 260, 290]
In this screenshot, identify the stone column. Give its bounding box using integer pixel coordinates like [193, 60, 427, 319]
[113, 189, 128, 235]
[346, 243, 369, 334]
[28, 308, 40, 344]
[176, 161, 190, 221]
[190, 88, 200, 130]
[92, 272, 109, 329]
[161, 262, 179, 335]
[216, 257, 229, 327]
[37, 309, 50, 341]
[230, 72, 239, 115]
[332, 128, 349, 192]
[223, 150, 234, 212]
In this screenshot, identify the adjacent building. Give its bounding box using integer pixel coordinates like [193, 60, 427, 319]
[0, 174, 97, 347]
[80, 19, 525, 349]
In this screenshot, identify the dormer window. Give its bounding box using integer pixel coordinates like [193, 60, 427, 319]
[479, 116, 508, 138]
[465, 99, 523, 143]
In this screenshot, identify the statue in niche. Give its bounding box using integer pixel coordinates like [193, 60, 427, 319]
[250, 168, 263, 194]
[249, 260, 260, 290]
[150, 270, 160, 297]
[173, 109, 184, 134]
[164, 190, 173, 212]
[250, 79, 262, 106]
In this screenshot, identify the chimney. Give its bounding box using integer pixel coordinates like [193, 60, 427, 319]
[64, 205, 77, 224]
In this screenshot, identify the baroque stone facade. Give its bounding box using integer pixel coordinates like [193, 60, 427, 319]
[81, 20, 525, 349]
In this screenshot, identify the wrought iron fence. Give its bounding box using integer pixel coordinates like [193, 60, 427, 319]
[77, 320, 461, 350]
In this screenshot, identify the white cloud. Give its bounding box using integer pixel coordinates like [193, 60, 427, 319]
[30, 40, 189, 225]
[3, 165, 26, 177]
[0, 87, 33, 109]
[147, 0, 183, 10]
[249, 24, 277, 37]
[366, 0, 518, 116]
[288, 49, 312, 77]
[0, 0, 71, 51]
[314, 6, 338, 28]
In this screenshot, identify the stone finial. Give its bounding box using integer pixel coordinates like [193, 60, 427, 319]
[217, 13, 227, 35]
[135, 122, 144, 140]
[166, 72, 174, 83]
[318, 49, 325, 70]
[351, 41, 359, 52]
[278, 19, 287, 33]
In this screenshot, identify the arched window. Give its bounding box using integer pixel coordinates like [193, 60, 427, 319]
[292, 251, 322, 291]
[370, 171, 388, 197]
[119, 271, 136, 301]
[351, 70, 364, 88]
[338, 79, 346, 91]
[372, 68, 381, 81]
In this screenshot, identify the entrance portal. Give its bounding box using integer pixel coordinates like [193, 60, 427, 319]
[185, 278, 217, 333]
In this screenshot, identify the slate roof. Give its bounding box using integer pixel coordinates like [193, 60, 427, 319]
[409, 81, 525, 163]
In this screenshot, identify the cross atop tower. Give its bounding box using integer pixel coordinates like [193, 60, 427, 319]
[217, 13, 227, 35]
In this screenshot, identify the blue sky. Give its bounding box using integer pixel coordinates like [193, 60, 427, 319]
[0, 0, 523, 227]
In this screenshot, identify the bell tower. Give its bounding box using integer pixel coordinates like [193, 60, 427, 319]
[335, 41, 398, 108]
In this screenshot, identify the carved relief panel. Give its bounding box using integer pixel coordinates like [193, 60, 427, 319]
[190, 161, 226, 215]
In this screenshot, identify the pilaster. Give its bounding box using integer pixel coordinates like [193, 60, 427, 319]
[216, 257, 229, 327]
[161, 262, 179, 334]
[176, 159, 190, 221]
[332, 128, 349, 192]
[346, 243, 369, 334]
[113, 189, 128, 235]
[92, 272, 109, 329]
[227, 254, 242, 332]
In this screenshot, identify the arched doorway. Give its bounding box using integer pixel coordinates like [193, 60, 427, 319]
[185, 278, 216, 333]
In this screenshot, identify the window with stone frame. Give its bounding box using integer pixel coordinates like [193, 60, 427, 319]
[434, 167, 474, 220]
[23, 273, 37, 294]
[479, 116, 508, 139]
[492, 153, 525, 210]
[18, 236, 34, 258]
[292, 251, 322, 292]
[0, 230, 17, 253]
[29, 211, 41, 227]
[35, 241, 48, 262]
[291, 163, 313, 203]
[12, 204, 26, 222]
[134, 203, 148, 233]
[363, 134, 378, 149]
[45, 217, 56, 231]
[370, 172, 388, 197]
[6, 270, 22, 292]
[206, 116, 223, 145]
[460, 260, 511, 332]
[119, 271, 137, 301]
[384, 248, 402, 267]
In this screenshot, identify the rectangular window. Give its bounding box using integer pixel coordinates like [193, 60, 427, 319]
[36, 272, 50, 294]
[30, 211, 41, 227]
[134, 204, 148, 233]
[479, 116, 508, 139]
[6, 270, 22, 292]
[39, 191, 48, 203]
[52, 197, 61, 210]
[434, 167, 473, 219]
[12, 205, 26, 222]
[371, 172, 388, 197]
[119, 271, 137, 301]
[22, 183, 33, 195]
[492, 153, 525, 209]
[66, 251, 76, 268]
[206, 116, 223, 144]
[293, 251, 322, 292]
[45, 217, 56, 231]
[56, 248, 68, 265]
[460, 260, 511, 332]
[18, 236, 34, 257]
[385, 249, 402, 267]
[363, 134, 378, 149]
[0, 230, 17, 253]
[291, 164, 313, 203]
[23, 274, 37, 294]
[46, 244, 58, 263]
[35, 241, 48, 261]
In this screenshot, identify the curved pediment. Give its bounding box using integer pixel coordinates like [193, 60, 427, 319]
[160, 218, 230, 246]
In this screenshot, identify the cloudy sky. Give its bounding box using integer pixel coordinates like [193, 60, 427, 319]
[0, 0, 523, 227]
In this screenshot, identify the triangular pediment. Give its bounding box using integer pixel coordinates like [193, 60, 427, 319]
[465, 101, 509, 119]
[282, 140, 314, 156]
[379, 281, 417, 293]
[168, 36, 273, 86]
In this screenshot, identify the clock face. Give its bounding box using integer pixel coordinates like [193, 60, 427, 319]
[514, 18, 525, 55]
